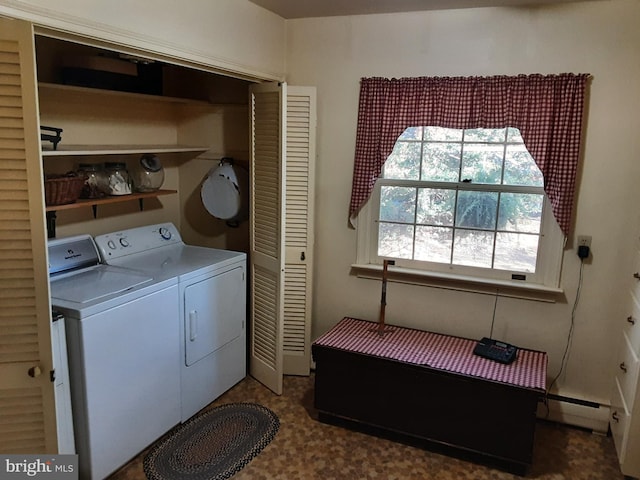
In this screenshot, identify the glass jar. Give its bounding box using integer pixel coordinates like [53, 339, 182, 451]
[78, 163, 109, 199]
[105, 162, 132, 195]
[133, 154, 165, 192]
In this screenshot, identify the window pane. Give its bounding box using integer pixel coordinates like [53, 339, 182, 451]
[424, 126, 462, 141]
[506, 127, 523, 143]
[503, 145, 543, 187]
[464, 128, 507, 143]
[416, 188, 455, 226]
[375, 125, 550, 279]
[452, 229, 494, 268]
[398, 127, 422, 140]
[498, 193, 543, 233]
[415, 226, 452, 263]
[494, 232, 538, 273]
[384, 142, 421, 180]
[378, 223, 414, 259]
[455, 191, 498, 230]
[421, 143, 461, 181]
[380, 186, 416, 223]
[461, 144, 503, 184]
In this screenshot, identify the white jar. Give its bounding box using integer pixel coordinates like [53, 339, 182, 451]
[105, 162, 132, 195]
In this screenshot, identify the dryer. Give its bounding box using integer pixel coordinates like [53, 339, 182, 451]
[48, 235, 181, 480]
[95, 223, 247, 421]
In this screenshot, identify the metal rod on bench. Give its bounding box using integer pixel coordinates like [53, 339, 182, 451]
[376, 259, 395, 336]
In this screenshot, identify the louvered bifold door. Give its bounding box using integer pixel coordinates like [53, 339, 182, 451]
[249, 82, 286, 395]
[283, 87, 316, 376]
[0, 18, 57, 453]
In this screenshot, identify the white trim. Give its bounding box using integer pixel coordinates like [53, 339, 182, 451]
[537, 399, 610, 434]
[357, 179, 566, 290]
[351, 263, 562, 302]
[0, 1, 283, 82]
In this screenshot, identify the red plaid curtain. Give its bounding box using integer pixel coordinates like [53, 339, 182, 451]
[349, 73, 590, 235]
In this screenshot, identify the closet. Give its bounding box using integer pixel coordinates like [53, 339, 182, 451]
[0, 17, 315, 454]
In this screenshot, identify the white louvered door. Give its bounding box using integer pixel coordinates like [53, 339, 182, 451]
[0, 18, 57, 453]
[249, 82, 286, 395]
[283, 87, 315, 376]
[249, 83, 317, 392]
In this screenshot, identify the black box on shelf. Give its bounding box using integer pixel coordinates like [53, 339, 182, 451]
[61, 61, 163, 95]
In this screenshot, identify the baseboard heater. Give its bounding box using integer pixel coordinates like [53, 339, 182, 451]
[537, 393, 610, 434]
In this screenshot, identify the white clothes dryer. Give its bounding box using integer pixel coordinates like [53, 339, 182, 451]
[48, 235, 181, 480]
[95, 223, 247, 422]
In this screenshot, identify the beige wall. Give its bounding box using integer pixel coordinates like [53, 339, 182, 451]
[0, 0, 286, 81]
[285, 0, 640, 405]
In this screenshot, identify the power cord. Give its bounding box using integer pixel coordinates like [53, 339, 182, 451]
[547, 256, 585, 397]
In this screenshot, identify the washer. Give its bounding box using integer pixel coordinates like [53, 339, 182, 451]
[48, 235, 180, 480]
[95, 222, 247, 422]
[51, 309, 74, 454]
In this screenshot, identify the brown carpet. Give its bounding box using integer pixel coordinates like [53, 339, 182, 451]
[110, 374, 624, 480]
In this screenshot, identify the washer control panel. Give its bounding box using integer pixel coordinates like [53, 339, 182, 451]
[94, 222, 182, 260]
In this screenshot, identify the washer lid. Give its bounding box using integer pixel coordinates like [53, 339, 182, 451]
[50, 266, 152, 304]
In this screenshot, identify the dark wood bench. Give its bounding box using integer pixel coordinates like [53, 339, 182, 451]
[312, 317, 547, 475]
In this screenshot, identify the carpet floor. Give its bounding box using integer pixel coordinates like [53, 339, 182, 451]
[110, 374, 624, 480]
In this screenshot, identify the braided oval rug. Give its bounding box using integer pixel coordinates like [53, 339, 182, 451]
[144, 403, 279, 480]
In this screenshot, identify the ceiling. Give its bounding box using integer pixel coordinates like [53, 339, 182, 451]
[248, 0, 588, 19]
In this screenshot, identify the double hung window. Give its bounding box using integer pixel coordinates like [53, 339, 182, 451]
[359, 126, 564, 288]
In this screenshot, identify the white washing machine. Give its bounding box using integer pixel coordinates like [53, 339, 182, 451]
[48, 235, 181, 480]
[95, 223, 247, 422]
[51, 309, 74, 454]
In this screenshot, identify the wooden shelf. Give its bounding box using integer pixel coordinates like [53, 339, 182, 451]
[42, 145, 208, 157]
[38, 82, 213, 106]
[38, 83, 211, 157]
[42, 144, 208, 157]
[45, 189, 177, 212]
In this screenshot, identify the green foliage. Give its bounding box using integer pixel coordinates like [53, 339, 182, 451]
[378, 126, 544, 271]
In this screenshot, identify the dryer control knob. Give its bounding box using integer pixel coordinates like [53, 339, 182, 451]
[107, 240, 116, 250]
[159, 227, 172, 240]
[119, 238, 129, 247]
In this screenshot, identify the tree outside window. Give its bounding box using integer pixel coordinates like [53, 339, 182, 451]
[377, 126, 546, 275]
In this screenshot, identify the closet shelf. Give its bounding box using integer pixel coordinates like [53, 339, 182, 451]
[45, 189, 178, 238]
[42, 145, 208, 157]
[38, 82, 213, 106]
[45, 189, 177, 212]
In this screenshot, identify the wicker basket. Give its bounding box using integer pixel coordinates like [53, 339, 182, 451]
[44, 175, 85, 206]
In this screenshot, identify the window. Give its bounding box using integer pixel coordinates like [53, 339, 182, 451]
[357, 126, 564, 290]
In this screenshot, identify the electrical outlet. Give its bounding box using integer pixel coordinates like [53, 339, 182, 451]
[577, 235, 592, 248]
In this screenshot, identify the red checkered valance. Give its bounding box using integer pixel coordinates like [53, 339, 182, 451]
[349, 74, 590, 235]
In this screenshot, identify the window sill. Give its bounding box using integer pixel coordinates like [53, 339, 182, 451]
[350, 263, 563, 302]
